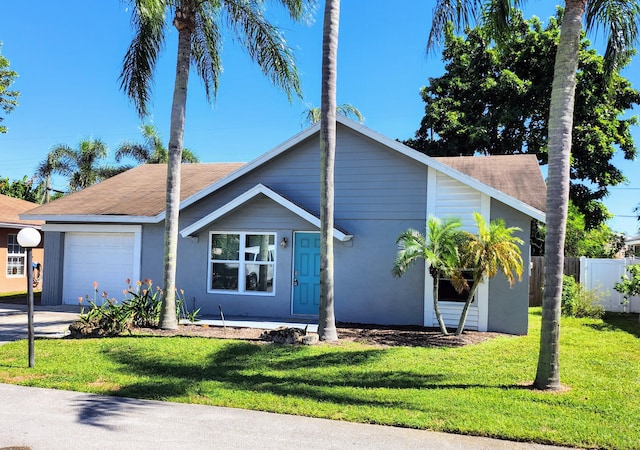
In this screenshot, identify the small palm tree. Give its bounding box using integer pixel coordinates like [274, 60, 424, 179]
[35, 148, 72, 203]
[45, 139, 119, 193]
[303, 103, 363, 125]
[393, 216, 468, 335]
[455, 212, 524, 335]
[116, 123, 199, 166]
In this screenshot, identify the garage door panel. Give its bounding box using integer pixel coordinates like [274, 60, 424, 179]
[63, 232, 137, 305]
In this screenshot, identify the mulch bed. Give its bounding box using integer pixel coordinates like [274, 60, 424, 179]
[130, 322, 509, 348]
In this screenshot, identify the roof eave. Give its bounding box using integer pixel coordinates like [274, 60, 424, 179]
[21, 214, 157, 224]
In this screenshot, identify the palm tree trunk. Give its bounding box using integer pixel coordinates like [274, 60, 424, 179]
[534, 0, 586, 390]
[160, 4, 194, 330]
[455, 277, 481, 336]
[45, 175, 50, 204]
[318, 0, 340, 341]
[432, 275, 449, 335]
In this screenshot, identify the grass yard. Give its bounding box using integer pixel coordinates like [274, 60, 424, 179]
[0, 308, 638, 449]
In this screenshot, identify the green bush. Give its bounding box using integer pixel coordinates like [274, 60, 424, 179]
[71, 280, 200, 337]
[561, 275, 605, 319]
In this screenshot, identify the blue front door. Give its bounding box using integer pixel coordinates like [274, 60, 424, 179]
[292, 232, 320, 315]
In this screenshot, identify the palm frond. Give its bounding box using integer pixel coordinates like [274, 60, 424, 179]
[192, 3, 223, 102]
[222, 0, 302, 101]
[119, 0, 167, 117]
[585, 0, 640, 77]
[427, 0, 484, 52]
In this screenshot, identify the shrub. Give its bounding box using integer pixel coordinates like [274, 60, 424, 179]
[71, 280, 200, 338]
[561, 275, 605, 319]
[122, 279, 162, 327]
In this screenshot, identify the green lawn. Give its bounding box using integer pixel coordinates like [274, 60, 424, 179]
[0, 308, 638, 449]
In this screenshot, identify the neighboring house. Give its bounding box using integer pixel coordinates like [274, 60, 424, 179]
[625, 234, 640, 258]
[22, 117, 546, 334]
[0, 194, 44, 294]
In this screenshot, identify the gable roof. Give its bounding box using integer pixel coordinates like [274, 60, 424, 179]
[21, 163, 244, 222]
[22, 117, 546, 223]
[180, 184, 353, 241]
[0, 194, 43, 228]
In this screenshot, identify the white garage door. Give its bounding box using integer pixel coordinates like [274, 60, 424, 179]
[63, 232, 137, 305]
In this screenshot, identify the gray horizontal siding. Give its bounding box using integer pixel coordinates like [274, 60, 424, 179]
[181, 124, 428, 229]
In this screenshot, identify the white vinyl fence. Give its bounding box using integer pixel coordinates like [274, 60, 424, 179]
[580, 257, 640, 313]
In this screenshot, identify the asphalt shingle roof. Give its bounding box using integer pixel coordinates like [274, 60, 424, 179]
[0, 194, 44, 227]
[23, 163, 245, 218]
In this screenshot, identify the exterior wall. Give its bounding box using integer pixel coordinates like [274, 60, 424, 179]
[0, 227, 44, 294]
[487, 201, 532, 335]
[175, 124, 429, 324]
[41, 231, 64, 305]
[425, 168, 490, 331]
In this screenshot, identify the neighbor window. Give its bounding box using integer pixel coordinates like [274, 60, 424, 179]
[209, 232, 276, 294]
[6, 234, 26, 277]
[438, 271, 475, 303]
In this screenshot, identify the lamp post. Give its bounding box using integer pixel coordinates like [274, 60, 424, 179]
[17, 227, 41, 368]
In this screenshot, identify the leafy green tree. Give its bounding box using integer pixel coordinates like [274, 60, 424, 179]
[456, 213, 523, 335]
[120, 0, 309, 330]
[303, 103, 363, 125]
[48, 139, 120, 192]
[0, 43, 19, 134]
[0, 176, 42, 203]
[115, 123, 199, 166]
[428, 0, 640, 391]
[563, 202, 625, 257]
[318, 0, 341, 342]
[393, 216, 468, 335]
[409, 11, 640, 229]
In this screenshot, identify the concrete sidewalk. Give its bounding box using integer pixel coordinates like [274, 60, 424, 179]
[0, 384, 571, 450]
[0, 303, 80, 345]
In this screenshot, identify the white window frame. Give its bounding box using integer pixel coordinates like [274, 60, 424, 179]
[6, 234, 26, 278]
[208, 231, 277, 296]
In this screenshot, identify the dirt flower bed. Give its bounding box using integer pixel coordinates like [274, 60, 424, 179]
[132, 322, 508, 348]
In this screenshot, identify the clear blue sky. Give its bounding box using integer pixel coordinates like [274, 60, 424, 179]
[2, 1, 639, 235]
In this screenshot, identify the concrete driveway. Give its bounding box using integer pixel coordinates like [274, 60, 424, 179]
[0, 303, 79, 345]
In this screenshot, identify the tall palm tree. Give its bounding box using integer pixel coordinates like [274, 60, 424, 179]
[393, 216, 467, 335]
[35, 148, 71, 203]
[115, 123, 199, 165]
[429, 0, 640, 390]
[120, 0, 309, 329]
[303, 103, 363, 125]
[456, 213, 523, 335]
[318, 0, 340, 341]
[46, 139, 118, 193]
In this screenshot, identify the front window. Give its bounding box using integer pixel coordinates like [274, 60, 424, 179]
[6, 234, 26, 277]
[209, 232, 276, 294]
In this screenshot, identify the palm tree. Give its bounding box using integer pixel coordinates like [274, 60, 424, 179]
[456, 213, 523, 335]
[120, 0, 309, 329]
[429, 0, 640, 390]
[46, 139, 118, 193]
[35, 148, 71, 203]
[393, 216, 468, 335]
[115, 123, 199, 165]
[303, 103, 363, 125]
[318, 0, 341, 341]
